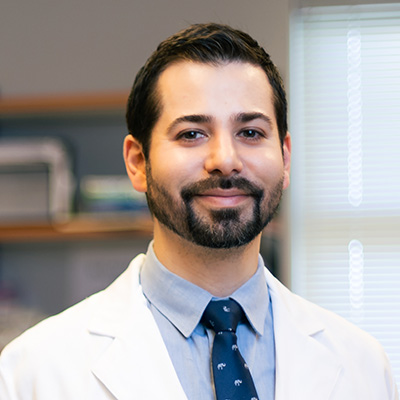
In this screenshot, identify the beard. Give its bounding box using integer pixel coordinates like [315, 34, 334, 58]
[145, 164, 283, 249]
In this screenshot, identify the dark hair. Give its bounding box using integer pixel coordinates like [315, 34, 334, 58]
[126, 23, 287, 158]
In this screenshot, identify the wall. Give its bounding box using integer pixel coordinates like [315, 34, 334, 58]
[0, 0, 290, 97]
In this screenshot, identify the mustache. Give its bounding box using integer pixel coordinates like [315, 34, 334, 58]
[181, 176, 264, 201]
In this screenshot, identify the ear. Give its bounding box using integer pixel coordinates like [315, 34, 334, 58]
[123, 135, 147, 193]
[282, 132, 292, 190]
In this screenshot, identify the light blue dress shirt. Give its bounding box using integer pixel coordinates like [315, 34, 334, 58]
[140, 243, 275, 400]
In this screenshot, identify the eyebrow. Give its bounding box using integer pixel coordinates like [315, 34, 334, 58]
[166, 112, 273, 134]
[167, 114, 213, 135]
[233, 112, 274, 128]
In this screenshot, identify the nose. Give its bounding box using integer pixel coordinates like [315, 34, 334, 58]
[204, 134, 243, 176]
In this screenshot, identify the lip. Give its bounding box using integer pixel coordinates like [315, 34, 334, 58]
[195, 189, 251, 207]
[198, 188, 248, 197]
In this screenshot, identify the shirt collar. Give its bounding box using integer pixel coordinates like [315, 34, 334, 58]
[230, 256, 270, 336]
[140, 241, 271, 338]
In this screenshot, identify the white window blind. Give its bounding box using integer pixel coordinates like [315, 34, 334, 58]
[290, 4, 400, 388]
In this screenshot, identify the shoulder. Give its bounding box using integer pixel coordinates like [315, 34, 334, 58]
[0, 291, 101, 398]
[0, 284, 107, 392]
[266, 268, 392, 366]
[265, 270, 398, 397]
[0, 253, 146, 380]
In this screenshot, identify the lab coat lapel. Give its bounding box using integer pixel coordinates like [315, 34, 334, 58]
[85, 255, 343, 400]
[88, 256, 187, 400]
[265, 270, 343, 400]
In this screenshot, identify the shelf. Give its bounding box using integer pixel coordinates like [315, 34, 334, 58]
[0, 213, 153, 243]
[0, 92, 152, 243]
[0, 91, 129, 118]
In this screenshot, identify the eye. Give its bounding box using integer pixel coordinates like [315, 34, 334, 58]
[178, 130, 206, 141]
[239, 129, 264, 141]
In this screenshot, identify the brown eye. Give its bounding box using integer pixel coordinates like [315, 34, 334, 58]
[239, 129, 263, 140]
[183, 131, 201, 139]
[179, 130, 205, 141]
[242, 129, 258, 137]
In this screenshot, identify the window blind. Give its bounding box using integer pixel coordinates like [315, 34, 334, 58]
[290, 3, 400, 388]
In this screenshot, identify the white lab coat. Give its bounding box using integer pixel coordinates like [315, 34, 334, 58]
[0, 253, 398, 399]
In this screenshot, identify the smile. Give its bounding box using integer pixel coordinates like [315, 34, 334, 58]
[195, 189, 251, 208]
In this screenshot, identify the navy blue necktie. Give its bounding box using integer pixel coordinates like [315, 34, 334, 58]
[202, 299, 259, 400]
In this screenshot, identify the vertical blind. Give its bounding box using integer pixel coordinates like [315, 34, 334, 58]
[290, 3, 400, 388]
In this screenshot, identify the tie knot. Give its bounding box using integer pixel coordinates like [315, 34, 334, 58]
[202, 299, 244, 333]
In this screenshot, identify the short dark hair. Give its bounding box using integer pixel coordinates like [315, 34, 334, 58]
[126, 23, 287, 159]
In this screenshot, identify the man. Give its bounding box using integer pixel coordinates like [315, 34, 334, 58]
[0, 23, 397, 400]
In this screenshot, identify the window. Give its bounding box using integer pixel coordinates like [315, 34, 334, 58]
[290, 3, 400, 387]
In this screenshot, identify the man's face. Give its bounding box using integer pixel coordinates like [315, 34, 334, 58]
[137, 61, 290, 248]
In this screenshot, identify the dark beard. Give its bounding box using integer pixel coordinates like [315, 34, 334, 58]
[146, 165, 283, 249]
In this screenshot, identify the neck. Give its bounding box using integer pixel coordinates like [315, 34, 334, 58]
[152, 221, 261, 297]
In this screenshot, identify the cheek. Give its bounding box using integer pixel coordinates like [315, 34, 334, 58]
[147, 160, 186, 199]
[247, 152, 285, 183]
[152, 148, 205, 184]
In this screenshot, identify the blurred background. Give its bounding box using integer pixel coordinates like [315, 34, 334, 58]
[0, 0, 399, 389]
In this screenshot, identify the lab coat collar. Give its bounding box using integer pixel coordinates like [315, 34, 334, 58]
[85, 254, 343, 400]
[264, 268, 343, 399]
[88, 255, 187, 400]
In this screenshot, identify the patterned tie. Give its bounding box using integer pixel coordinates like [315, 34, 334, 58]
[202, 299, 259, 400]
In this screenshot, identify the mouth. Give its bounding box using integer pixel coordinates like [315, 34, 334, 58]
[181, 176, 263, 209]
[195, 189, 251, 208]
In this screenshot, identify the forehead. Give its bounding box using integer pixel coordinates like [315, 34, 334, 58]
[155, 60, 275, 120]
